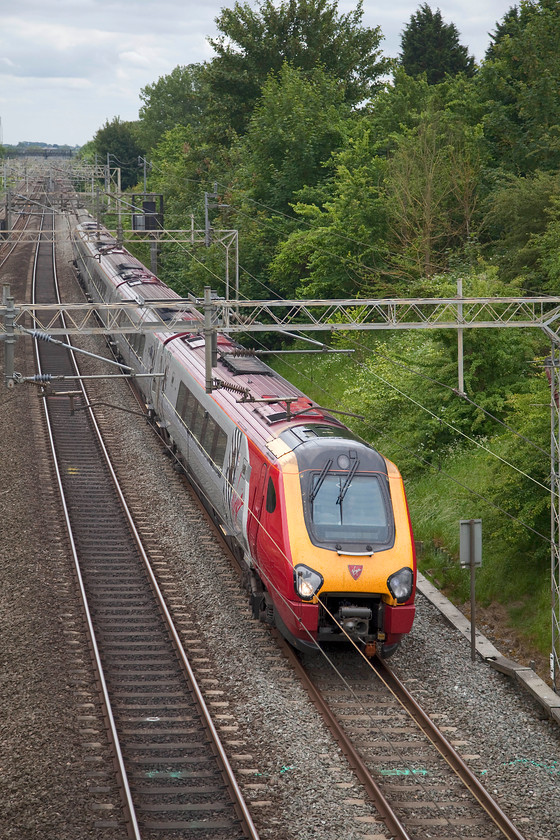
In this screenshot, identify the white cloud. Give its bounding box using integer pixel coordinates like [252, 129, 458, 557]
[0, 0, 515, 146]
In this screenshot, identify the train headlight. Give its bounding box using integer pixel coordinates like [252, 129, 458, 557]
[294, 564, 324, 601]
[387, 567, 413, 603]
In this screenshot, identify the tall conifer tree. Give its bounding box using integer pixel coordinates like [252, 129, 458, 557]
[399, 3, 475, 84]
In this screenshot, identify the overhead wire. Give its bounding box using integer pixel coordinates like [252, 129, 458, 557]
[250, 334, 551, 543]
[71, 200, 533, 836]
[359, 364, 554, 497]
[345, 334, 549, 457]
[94, 166, 552, 539]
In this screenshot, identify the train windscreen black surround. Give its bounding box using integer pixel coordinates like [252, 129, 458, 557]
[295, 435, 396, 552]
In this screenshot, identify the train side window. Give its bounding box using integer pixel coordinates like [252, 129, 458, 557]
[266, 476, 277, 513]
[176, 382, 187, 418]
[185, 391, 197, 425]
[191, 402, 205, 440]
[176, 381, 189, 419]
[213, 428, 228, 469]
[201, 414, 216, 454]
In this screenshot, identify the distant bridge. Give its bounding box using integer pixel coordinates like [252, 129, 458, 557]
[6, 148, 76, 158]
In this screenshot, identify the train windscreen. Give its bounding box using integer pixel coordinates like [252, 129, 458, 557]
[310, 474, 390, 545]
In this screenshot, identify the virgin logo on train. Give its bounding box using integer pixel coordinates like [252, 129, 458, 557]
[348, 565, 363, 580]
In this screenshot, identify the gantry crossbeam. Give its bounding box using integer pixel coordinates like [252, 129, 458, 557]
[3, 296, 560, 337]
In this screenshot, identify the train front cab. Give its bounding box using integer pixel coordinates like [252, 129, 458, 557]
[260, 425, 416, 658]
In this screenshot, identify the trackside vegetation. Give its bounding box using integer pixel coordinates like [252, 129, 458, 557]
[83, 0, 560, 662]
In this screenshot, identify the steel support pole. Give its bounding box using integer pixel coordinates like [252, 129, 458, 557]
[457, 278, 465, 395]
[550, 348, 560, 692]
[116, 167, 122, 247]
[204, 287, 214, 394]
[469, 519, 477, 664]
[2, 284, 16, 388]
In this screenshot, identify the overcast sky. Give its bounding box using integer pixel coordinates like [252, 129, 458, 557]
[0, 0, 515, 147]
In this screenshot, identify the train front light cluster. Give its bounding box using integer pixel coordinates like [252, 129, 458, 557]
[294, 564, 324, 601]
[387, 567, 413, 603]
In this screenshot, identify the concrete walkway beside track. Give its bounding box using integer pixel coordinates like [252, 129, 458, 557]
[417, 572, 560, 725]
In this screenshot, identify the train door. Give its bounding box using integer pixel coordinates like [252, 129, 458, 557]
[248, 463, 267, 561]
[150, 342, 165, 410]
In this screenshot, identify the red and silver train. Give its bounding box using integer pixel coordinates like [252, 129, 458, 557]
[73, 220, 416, 657]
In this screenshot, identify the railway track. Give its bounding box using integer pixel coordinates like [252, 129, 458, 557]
[0, 178, 44, 267]
[285, 640, 528, 840]
[95, 355, 530, 840]
[61, 240, 531, 840]
[32, 204, 260, 839]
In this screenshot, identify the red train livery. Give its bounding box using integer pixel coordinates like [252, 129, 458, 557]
[73, 221, 416, 657]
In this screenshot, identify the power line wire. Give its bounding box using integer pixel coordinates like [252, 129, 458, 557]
[346, 334, 549, 456]
[257, 339, 551, 543]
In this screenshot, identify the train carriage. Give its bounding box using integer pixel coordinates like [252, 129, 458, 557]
[73, 220, 416, 657]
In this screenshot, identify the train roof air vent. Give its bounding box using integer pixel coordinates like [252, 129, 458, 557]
[219, 353, 273, 375]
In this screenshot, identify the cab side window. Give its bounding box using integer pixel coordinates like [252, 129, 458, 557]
[266, 476, 277, 513]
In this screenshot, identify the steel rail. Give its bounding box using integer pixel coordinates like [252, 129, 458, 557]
[32, 207, 142, 840]
[0, 180, 43, 267]
[272, 631, 413, 840]
[376, 659, 528, 840]
[272, 632, 527, 840]
[36, 205, 260, 840]
[80, 365, 261, 840]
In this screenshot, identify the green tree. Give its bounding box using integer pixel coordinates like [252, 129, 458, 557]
[145, 124, 235, 296]
[485, 5, 524, 61]
[269, 120, 390, 298]
[139, 64, 206, 151]
[381, 76, 484, 280]
[206, 0, 389, 135]
[77, 139, 96, 162]
[399, 3, 475, 84]
[385, 116, 482, 279]
[478, 0, 560, 174]
[93, 117, 145, 190]
[238, 63, 348, 210]
[482, 170, 560, 287]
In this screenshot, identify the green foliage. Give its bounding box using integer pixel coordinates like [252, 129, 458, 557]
[238, 63, 348, 210]
[77, 140, 96, 162]
[384, 112, 482, 280]
[478, 0, 560, 174]
[269, 120, 390, 297]
[482, 170, 560, 287]
[206, 0, 389, 134]
[359, 74, 485, 283]
[485, 5, 525, 61]
[139, 65, 207, 151]
[399, 3, 475, 84]
[92, 117, 145, 190]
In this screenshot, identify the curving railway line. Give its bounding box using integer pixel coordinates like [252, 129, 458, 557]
[83, 304, 530, 839]
[1, 171, 556, 840]
[31, 201, 260, 839]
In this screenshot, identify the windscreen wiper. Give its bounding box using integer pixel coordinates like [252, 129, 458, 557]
[310, 459, 333, 502]
[337, 458, 360, 505]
